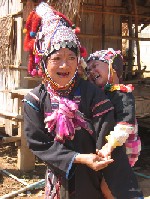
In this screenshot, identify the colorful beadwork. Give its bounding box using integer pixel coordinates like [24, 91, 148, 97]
[104, 83, 134, 93]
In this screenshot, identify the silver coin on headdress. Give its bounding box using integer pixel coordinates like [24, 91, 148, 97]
[54, 43, 61, 51]
[60, 41, 66, 48]
[67, 41, 73, 48]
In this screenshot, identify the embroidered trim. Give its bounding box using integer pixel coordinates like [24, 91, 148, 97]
[117, 121, 136, 126]
[92, 99, 110, 112]
[66, 153, 79, 179]
[93, 107, 114, 118]
[23, 99, 40, 112]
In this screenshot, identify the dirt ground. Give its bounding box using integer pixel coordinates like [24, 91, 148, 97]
[0, 128, 150, 199]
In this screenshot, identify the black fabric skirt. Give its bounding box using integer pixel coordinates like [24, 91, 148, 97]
[45, 166, 104, 199]
[103, 146, 144, 199]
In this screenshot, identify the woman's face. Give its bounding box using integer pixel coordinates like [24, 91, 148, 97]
[47, 48, 78, 86]
[87, 60, 109, 86]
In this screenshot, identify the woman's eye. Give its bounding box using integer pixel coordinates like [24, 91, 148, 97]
[52, 57, 60, 61]
[69, 56, 76, 60]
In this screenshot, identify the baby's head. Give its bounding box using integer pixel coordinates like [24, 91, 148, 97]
[86, 49, 123, 86]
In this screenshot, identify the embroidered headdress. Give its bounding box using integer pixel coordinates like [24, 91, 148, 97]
[23, 2, 86, 76]
[87, 48, 123, 80]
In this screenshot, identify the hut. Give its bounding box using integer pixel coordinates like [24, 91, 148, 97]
[0, 0, 150, 171]
[0, 0, 149, 81]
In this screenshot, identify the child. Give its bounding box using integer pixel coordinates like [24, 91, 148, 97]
[87, 48, 141, 199]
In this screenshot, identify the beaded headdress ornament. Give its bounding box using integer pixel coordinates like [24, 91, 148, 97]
[23, 2, 87, 77]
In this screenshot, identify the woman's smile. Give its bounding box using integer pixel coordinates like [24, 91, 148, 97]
[57, 71, 70, 77]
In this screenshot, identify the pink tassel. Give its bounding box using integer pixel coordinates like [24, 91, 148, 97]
[31, 69, 38, 76]
[45, 97, 93, 142]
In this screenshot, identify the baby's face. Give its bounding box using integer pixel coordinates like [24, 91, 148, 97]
[87, 60, 109, 86]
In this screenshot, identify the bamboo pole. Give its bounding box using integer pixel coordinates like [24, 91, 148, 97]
[134, 171, 150, 179]
[2, 65, 27, 70]
[81, 9, 150, 20]
[0, 11, 22, 19]
[127, 0, 133, 80]
[105, 35, 150, 41]
[133, 0, 142, 78]
[78, 34, 150, 41]
[1, 169, 28, 186]
[0, 179, 45, 199]
[24, 76, 43, 81]
[81, 2, 150, 11]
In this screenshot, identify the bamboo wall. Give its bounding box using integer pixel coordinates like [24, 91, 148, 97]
[0, 0, 28, 133]
[0, 0, 22, 17]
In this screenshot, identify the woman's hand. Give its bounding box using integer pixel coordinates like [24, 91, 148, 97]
[74, 153, 114, 171]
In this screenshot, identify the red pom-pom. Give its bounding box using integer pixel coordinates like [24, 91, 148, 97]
[31, 69, 38, 76]
[80, 47, 87, 58]
[75, 27, 80, 34]
[38, 68, 43, 77]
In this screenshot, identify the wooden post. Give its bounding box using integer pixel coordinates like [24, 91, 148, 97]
[5, 118, 14, 136]
[127, 0, 133, 80]
[133, 0, 142, 78]
[101, 0, 105, 49]
[10, 89, 35, 171]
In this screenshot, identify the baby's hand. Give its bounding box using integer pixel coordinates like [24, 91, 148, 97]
[96, 149, 109, 161]
[96, 143, 114, 160]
